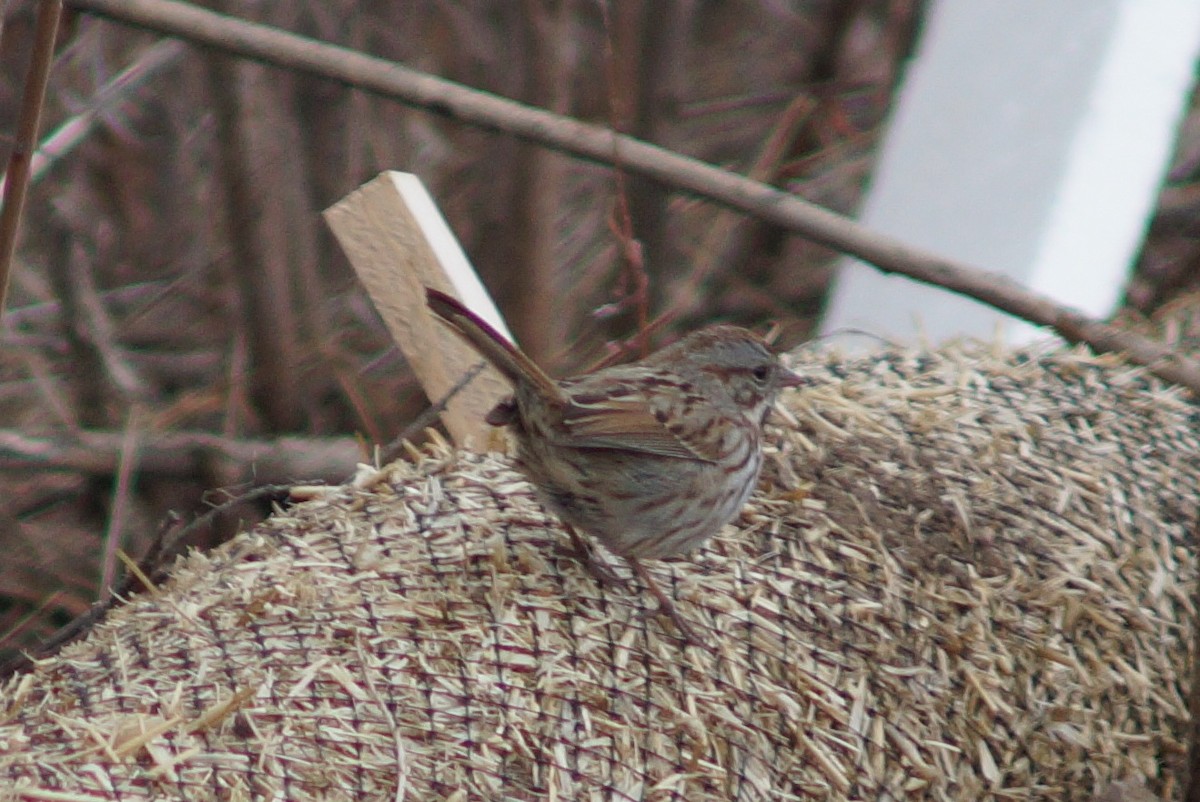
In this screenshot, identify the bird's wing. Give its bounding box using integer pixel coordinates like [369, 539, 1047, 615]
[558, 382, 718, 462]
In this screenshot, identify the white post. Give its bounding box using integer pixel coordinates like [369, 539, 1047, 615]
[822, 0, 1200, 345]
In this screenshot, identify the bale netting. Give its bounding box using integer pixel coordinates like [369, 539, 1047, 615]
[1, 341, 1197, 801]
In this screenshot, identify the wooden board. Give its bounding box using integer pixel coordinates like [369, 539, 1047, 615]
[324, 171, 512, 450]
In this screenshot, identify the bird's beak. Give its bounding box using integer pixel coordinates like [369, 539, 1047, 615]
[779, 367, 806, 388]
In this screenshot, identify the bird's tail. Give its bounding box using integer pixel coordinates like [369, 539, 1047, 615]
[426, 288, 564, 403]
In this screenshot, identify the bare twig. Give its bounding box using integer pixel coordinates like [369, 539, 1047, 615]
[326, 355, 385, 446]
[597, 0, 649, 354]
[2, 279, 169, 328]
[377, 361, 486, 468]
[99, 409, 143, 600]
[0, 0, 62, 319]
[11, 349, 78, 428]
[0, 40, 184, 193]
[68, 243, 149, 401]
[116, 483, 287, 601]
[667, 93, 816, 322]
[0, 590, 65, 650]
[0, 483, 293, 680]
[0, 428, 359, 484]
[62, 0, 1200, 393]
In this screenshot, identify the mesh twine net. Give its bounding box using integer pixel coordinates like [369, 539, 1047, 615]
[1, 341, 1197, 801]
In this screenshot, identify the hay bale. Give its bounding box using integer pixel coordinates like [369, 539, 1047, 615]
[1, 341, 1196, 801]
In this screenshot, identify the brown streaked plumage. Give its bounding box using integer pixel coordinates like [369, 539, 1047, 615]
[427, 288, 803, 641]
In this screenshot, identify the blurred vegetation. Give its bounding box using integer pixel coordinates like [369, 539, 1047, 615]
[1, 0, 1194, 668]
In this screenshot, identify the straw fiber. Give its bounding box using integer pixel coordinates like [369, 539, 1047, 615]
[1, 342, 1197, 801]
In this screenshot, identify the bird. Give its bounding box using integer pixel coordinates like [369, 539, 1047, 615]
[427, 288, 803, 641]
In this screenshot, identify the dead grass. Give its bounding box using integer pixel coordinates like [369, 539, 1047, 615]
[0, 338, 1195, 801]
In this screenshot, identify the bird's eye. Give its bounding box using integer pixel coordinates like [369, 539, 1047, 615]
[752, 365, 771, 383]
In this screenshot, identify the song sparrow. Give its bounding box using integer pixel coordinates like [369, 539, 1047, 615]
[427, 289, 803, 641]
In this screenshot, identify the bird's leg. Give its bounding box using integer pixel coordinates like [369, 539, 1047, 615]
[561, 526, 700, 644]
[627, 557, 700, 644]
[560, 525, 622, 587]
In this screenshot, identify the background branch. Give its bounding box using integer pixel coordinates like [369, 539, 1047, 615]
[0, 0, 62, 318]
[4, 39, 184, 190]
[0, 429, 359, 484]
[64, 0, 1200, 393]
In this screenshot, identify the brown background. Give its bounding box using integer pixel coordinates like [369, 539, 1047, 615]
[0, 0, 1196, 667]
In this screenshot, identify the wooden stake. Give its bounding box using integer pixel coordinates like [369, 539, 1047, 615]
[324, 171, 512, 450]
